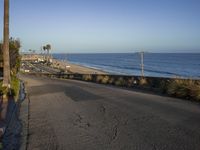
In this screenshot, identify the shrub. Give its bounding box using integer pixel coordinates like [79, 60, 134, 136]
[102, 76, 110, 84]
[11, 76, 20, 98]
[139, 78, 148, 86]
[83, 74, 92, 81]
[190, 82, 200, 101]
[148, 78, 161, 88]
[115, 77, 126, 86]
[168, 79, 189, 97]
[167, 79, 200, 101]
[108, 77, 115, 84]
[127, 77, 135, 87]
[0, 76, 20, 98]
[159, 80, 170, 93]
[96, 75, 104, 83]
[69, 75, 74, 79]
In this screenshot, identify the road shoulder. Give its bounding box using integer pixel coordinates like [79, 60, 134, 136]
[19, 89, 29, 150]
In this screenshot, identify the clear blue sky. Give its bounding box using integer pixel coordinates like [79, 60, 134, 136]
[0, 0, 200, 53]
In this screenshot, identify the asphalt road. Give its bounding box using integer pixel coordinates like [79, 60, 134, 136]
[21, 61, 60, 74]
[21, 74, 200, 150]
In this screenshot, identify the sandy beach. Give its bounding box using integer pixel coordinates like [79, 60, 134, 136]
[51, 58, 107, 74]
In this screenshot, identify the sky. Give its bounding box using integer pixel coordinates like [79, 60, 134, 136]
[0, 0, 200, 53]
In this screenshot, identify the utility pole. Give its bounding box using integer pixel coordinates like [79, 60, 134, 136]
[140, 51, 144, 77]
[40, 46, 43, 54]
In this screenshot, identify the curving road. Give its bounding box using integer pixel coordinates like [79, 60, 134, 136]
[21, 74, 200, 150]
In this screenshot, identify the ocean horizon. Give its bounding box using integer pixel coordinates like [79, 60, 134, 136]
[53, 53, 200, 79]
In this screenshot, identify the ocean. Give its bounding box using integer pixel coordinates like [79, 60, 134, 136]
[53, 53, 200, 78]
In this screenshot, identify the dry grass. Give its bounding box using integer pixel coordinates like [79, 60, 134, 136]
[190, 85, 200, 101]
[96, 75, 104, 83]
[167, 79, 200, 101]
[139, 78, 148, 86]
[101, 76, 110, 84]
[83, 74, 92, 81]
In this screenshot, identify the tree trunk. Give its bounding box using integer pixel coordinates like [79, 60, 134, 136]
[47, 49, 50, 63]
[2, 0, 11, 88]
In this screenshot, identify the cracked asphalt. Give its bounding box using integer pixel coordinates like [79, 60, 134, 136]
[21, 74, 200, 150]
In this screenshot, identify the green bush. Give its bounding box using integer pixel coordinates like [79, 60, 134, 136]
[11, 76, 20, 99]
[159, 80, 170, 93]
[0, 76, 20, 99]
[115, 77, 126, 86]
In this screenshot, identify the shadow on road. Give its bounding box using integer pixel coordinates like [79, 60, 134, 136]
[29, 83, 103, 102]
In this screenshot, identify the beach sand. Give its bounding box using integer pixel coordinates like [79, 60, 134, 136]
[51, 59, 107, 74]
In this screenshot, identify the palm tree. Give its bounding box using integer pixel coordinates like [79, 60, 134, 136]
[43, 46, 46, 51]
[2, 0, 11, 88]
[46, 44, 51, 63]
[1, 0, 10, 122]
[43, 45, 47, 61]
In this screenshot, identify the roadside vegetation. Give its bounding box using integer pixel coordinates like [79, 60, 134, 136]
[167, 79, 200, 101]
[61, 74, 200, 102]
[0, 37, 21, 98]
[10, 75, 20, 99]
